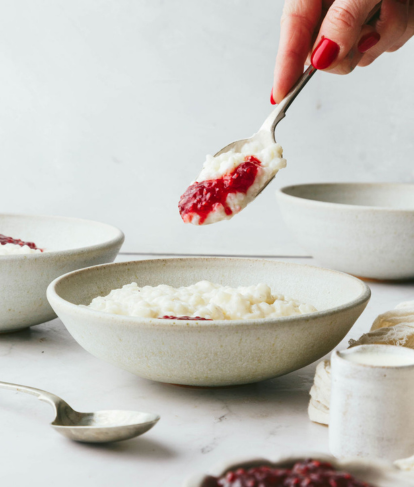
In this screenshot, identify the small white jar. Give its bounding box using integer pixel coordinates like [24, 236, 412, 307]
[330, 344, 414, 461]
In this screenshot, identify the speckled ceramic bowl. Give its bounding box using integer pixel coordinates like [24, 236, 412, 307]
[0, 214, 124, 333]
[276, 183, 414, 280]
[47, 258, 370, 387]
[184, 454, 414, 487]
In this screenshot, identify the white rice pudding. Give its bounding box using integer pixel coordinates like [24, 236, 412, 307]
[179, 140, 286, 225]
[85, 280, 316, 320]
[0, 243, 42, 255]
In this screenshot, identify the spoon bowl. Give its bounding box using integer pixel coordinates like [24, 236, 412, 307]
[214, 65, 316, 198]
[0, 380, 160, 443]
[52, 409, 160, 443]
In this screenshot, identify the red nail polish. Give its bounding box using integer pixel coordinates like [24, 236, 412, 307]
[311, 37, 340, 70]
[357, 32, 380, 53]
[270, 88, 276, 105]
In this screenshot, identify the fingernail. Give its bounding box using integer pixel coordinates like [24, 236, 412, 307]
[357, 32, 381, 53]
[270, 88, 276, 105]
[311, 37, 340, 70]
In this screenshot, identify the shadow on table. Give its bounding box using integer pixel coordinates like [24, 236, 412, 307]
[0, 318, 74, 351]
[132, 364, 317, 425]
[151, 364, 315, 397]
[76, 436, 178, 459]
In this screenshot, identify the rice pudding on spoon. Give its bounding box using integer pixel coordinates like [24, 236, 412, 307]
[179, 141, 286, 225]
[178, 65, 316, 225]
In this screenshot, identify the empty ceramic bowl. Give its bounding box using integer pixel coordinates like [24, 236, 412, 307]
[276, 183, 414, 280]
[47, 258, 370, 387]
[0, 213, 124, 333]
[184, 453, 414, 487]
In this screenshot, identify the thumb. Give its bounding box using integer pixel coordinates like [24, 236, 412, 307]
[311, 0, 380, 73]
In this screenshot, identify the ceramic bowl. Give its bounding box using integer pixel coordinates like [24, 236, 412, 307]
[0, 213, 124, 333]
[184, 454, 414, 487]
[47, 258, 370, 387]
[276, 183, 414, 280]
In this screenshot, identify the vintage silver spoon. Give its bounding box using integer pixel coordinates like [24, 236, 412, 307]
[0, 380, 160, 443]
[214, 64, 317, 196]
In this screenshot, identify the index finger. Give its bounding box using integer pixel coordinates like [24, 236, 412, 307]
[272, 0, 322, 104]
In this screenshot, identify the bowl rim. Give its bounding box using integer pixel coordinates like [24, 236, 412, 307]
[47, 257, 371, 328]
[0, 213, 124, 260]
[183, 453, 413, 487]
[276, 182, 414, 213]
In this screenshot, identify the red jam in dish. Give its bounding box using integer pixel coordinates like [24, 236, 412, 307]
[178, 155, 261, 224]
[0, 234, 42, 251]
[159, 316, 212, 321]
[214, 459, 374, 487]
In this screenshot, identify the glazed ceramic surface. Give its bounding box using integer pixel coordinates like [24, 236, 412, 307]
[276, 183, 414, 280]
[0, 214, 124, 333]
[47, 258, 370, 387]
[330, 345, 414, 462]
[184, 454, 414, 487]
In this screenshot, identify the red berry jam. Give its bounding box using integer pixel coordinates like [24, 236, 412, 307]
[178, 156, 261, 224]
[159, 316, 211, 321]
[0, 234, 42, 251]
[214, 459, 374, 487]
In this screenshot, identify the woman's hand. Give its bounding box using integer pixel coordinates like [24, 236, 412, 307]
[271, 0, 414, 104]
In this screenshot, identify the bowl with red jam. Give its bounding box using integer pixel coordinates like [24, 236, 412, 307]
[184, 455, 414, 487]
[0, 213, 123, 333]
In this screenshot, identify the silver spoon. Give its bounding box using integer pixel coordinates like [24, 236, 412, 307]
[212, 3, 381, 199]
[0, 380, 160, 443]
[214, 65, 316, 196]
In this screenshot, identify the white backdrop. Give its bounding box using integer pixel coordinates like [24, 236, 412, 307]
[0, 0, 413, 255]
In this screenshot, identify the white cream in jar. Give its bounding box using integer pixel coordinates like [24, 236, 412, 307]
[342, 350, 414, 367]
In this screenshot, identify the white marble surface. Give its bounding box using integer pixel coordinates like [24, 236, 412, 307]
[0, 254, 413, 486]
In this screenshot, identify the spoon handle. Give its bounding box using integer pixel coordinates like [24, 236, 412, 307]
[260, 64, 317, 135]
[260, 2, 382, 137]
[0, 380, 66, 416]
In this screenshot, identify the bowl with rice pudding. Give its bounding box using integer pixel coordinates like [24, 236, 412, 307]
[0, 213, 124, 333]
[48, 257, 370, 386]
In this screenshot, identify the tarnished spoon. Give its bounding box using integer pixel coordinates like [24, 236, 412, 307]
[0, 380, 160, 443]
